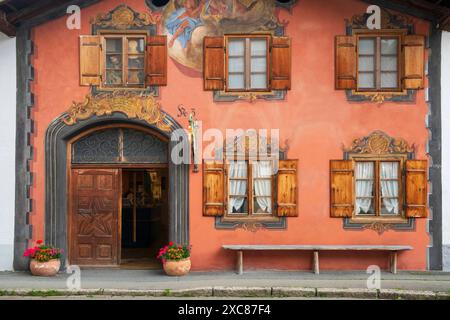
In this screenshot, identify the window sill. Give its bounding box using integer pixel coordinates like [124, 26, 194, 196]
[99, 86, 147, 91]
[213, 90, 286, 102]
[350, 216, 408, 225]
[222, 216, 279, 223]
[347, 90, 415, 104]
[215, 215, 286, 230]
[92, 86, 159, 96]
[343, 216, 414, 234]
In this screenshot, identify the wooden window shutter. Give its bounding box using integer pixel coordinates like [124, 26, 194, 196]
[402, 35, 425, 90]
[276, 160, 298, 217]
[330, 160, 354, 217]
[405, 160, 428, 218]
[335, 36, 356, 90]
[146, 35, 167, 86]
[203, 161, 225, 216]
[79, 36, 102, 86]
[270, 37, 291, 90]
[203, 37, 225, 91]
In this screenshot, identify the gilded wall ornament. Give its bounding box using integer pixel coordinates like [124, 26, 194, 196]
[349, 90, 410, 104]
[345, 131, 415, 155]
[90, 5, 160, 29]
[237, 222, 264, 233]
[370, 93, 389, 104]
[363, 222, 394, 235]
[346, 8, 413, 30]
[63, 91, 171, 132]
[237, 92, 259, 103]
[223, 133, 281, 159]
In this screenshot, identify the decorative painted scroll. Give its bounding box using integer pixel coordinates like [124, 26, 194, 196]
[345, 131, 415, 155]
[90, 5, 160, 29]
[63, 91, 171, 132]
[346, 8, 414, 30]
[362, 222, 394, 235]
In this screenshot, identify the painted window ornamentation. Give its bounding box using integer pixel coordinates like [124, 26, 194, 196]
[330, 131, 429, 233]
[335, 9, 425, 103]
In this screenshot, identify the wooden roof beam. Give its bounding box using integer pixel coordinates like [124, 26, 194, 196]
[0, 10, 15, 37]
[6, 0, 71, 24]
[439, 14, 450, 30]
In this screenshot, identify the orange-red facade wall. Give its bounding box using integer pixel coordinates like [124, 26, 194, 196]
[30, 0, 431, 271]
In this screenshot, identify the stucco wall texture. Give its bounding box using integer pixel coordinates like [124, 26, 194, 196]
[0, 33, 16, 271]
[30, 0, 431, 271]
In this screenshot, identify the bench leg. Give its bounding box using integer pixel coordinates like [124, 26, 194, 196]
[237, 251, 243, 275]
[390, 252, 397, 274]
[313, 251, 320, 275]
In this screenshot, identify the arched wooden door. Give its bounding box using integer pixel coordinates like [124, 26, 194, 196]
[69, 169, 120, 266]
[67, 125, 169, 266]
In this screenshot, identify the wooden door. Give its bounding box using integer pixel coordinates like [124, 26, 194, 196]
[70, 169, 120, 266]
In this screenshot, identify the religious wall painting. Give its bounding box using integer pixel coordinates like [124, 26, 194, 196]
[146, 0, 296, 71]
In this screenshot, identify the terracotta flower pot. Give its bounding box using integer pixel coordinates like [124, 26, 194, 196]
[163, 258, 191, 276]
[30, 259, 61, 277]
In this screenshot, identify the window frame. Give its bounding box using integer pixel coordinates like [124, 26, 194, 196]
[223, 158, 278, 223]
[98, 30, 148, 91]
[224, 34, 271, 93]
[353, 29, 407, 93]
[349, 154, 408, 224]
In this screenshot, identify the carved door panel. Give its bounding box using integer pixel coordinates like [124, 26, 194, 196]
[70, 169, 120, 266]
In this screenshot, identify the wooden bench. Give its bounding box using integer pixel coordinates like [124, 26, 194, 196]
[222, 245, 413, 275]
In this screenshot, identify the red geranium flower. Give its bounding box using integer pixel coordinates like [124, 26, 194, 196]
[36, 240, 43, 245]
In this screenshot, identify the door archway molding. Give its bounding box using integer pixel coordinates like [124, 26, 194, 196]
[45, 112, 189, 267]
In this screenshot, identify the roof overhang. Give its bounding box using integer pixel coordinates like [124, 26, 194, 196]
[0, 0, 449, 38]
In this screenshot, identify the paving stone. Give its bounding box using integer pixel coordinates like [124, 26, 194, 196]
[213, 287, 271, 297]
[167, 288, 213, 297]
[272, 287, 316, 297]
[102, 289, 163, 297]
[316, 288, 378, 299]
[435, 292, 450, 300]
[379, 289, 436, 300]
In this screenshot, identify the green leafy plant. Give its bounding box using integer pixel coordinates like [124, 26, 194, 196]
[163, 289, 172, 296]
[157, 242, 190, 262]
[27, 290, 62, 297]
[23, 240, 63, 262]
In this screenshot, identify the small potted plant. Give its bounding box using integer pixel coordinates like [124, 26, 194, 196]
[157, 241, 191, 276]
[23, 240, 63, 277]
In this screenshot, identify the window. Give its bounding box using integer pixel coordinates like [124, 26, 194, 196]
[335, 31, 425, 92]
[203, 35, 291, 92]
[103, 35, 146, 89]
[79, 34, 167, 89]
[228, 160, 273, 216]
[226, 36, 269, 91]
[203, 158, 298, 219]
[330, 158, 429, 221]
[355, 160, 401, 216]
[357, 36, 399, 91]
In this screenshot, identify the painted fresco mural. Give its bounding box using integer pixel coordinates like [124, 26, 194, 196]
[147, 0, 290, 71]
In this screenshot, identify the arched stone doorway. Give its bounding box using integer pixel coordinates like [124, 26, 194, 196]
[45, 113, 189, 267]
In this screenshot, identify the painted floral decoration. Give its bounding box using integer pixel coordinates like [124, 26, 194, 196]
[157, 242, 191, 263]
[23, 240, 63, 262]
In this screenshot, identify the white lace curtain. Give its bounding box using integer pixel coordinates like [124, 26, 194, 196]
[380, 162, 399, 214]
[253, 160, 272, 213]
[356, 162, 374, 214]
[228, 161, 247, 213]
[356, 161, 399, 215]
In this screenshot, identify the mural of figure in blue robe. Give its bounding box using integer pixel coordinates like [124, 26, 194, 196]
[166, 0, 205, 48]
